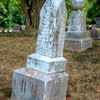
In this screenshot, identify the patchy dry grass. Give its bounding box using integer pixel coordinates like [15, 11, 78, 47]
[0, 33, 100, 100]
[64, 40, 100, 100]
[0, 33, 36, 100]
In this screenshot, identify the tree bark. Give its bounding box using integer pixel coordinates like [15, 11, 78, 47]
[22, 0, 45, 34]
[22, 0, 32, 29]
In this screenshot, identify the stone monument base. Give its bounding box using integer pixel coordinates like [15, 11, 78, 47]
[64, 31, 90, 39]
[11, 68, 69, 100]
[64, 38, 92, 52]
[91, 29, 100, 39]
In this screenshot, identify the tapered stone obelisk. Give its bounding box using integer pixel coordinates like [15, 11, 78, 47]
[11, 0, 69, 100]
[64, 0, 92, 52]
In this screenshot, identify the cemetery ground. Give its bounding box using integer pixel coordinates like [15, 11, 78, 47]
[0, 33, 100, 100]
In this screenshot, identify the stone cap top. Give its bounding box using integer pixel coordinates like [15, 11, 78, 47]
[72, 0, 85, 10]
[27, 53, 66, 63]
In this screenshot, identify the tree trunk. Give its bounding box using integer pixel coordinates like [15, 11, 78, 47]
[22, 0, 45, 35]
[22, 0, 32, 29]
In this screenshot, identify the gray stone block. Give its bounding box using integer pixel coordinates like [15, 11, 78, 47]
[11, 68, 69, 100]
[64, 38, 92, 52]
[11, 1, 69, 100]
[65, 31, 90, 39]
[72, 0, 85, 10]
[12, 30, 21, 32]
[96, 17, 100, 28]
[36, 0, 67, 58]
[64, 0, 92, 52]
[27, 54, 67, 74]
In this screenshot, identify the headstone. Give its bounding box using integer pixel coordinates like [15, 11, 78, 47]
[91, 18, 100, 39]
[11, 0, 69, 100]
[64, 0, 92, 52]
[12, 26, 21, 32]
[96, 17, 100, 28]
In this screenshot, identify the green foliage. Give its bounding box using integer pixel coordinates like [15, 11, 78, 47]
[8, 0, 25, 28]
[0, 2, 9, 28]
[65, 0, 72, 17]
[0, 0, 100, 28]
[66, 0, 100, 24]
[0, 0, 25, 29]
[87, 0, 100, 24]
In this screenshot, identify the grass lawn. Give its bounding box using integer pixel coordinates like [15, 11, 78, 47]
[0, 33, 100, 100]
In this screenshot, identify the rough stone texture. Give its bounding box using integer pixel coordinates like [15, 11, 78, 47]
[96, 17, 100, 28]
[91, 18, 100, 39]
[11, 0, 68, 100]
[11, 68, 69, 100]
[27, 54, 67, 74]
[65, 31, 90, 39]
[36, 0, 67, 57]
[91, 29, 100, 39]
[72, 0, 85, 10]
[64, 0, 92, 51]
[68, 10, 86, 32]
[64, 38, 92, 52]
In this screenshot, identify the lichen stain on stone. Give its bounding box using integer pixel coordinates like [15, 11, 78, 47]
[24, 81, 26, 93]
[14, 79, 16, 85]
[34, 60, 38, 65]
[33, 82, 38, 99]
[21, 78, 24, 92]
[31, 84, 34, 91]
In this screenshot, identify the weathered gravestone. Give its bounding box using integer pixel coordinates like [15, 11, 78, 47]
[96, 17, 100, 28]
[91, 18, 100, 39]
[64, 0, 92, 52]
[12, 26, 21, 32]
[11, 0, 69, 100]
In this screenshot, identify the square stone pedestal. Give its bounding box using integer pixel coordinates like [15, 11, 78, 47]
[11, 68, 69, 100]
[64, 38, 92, 52]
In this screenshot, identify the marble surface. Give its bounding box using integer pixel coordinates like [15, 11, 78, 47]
[64, 0, 92, 51]
[65, 31, 89, 39]
[96, 18, 100, 28]
[11, 0, 69, 100]
[72, 0, 85, 9]
[36, 0, 67, 57]
[27, 53, 67, 74]
[68, 10, 86, 32]
[64, 38, 92, 52]
[65, 0, 88, 39]
[11, 68, 69, 100]
[91, 29, 100, 39]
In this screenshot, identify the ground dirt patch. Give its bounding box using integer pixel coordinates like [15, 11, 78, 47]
[0, 33, 100, 100]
